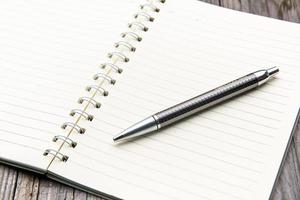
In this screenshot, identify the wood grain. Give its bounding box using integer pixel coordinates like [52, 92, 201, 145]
[0, 165, 17, 200]
[0, 0, 299, 199]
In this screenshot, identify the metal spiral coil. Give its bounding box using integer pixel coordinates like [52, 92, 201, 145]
[85, 85, 109, 96]
[134, 12, 155, 22]
[121, 32, 142, 42]
[140, 3, 160, 12]
[93, 73, 116, 84]
[147, 0, 166, 3]
[114, 41, 136, 52]
[100, 63, 123, 73]
[48, 0, 166, 162]
[78, 97, 101, 108]
[128, 22, 149, 32]
[61, 122, 86, 134]
[70, 109, 94, 121]
[53, 135, 77, 148]
[107, 52, 130, 62]
[43, 149, 68, 162]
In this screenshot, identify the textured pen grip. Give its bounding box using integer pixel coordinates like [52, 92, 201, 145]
[155, 73, 258, 127]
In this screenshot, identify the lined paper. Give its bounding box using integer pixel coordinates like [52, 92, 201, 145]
[49, 0, 300, 199]
[0, 0, 139, 170]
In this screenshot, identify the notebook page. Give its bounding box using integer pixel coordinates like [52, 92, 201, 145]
[49, 0, 300, 199]
[0, 0, 139, 171]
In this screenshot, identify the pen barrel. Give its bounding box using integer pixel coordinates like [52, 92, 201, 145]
[154, 73, 259, 128]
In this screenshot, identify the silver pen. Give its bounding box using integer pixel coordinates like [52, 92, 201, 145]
[113, 67, 279, 142]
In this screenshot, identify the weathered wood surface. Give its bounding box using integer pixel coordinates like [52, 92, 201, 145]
[0, 0, 299, 199]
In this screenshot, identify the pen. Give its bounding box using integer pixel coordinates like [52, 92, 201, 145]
[113, 67, 279, 142]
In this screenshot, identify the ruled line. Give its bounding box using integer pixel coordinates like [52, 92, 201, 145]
[0, 118, 57, 137]
[106, 89, 281, 138]
[72, 150, 249, 200]
[0, 128, 49, 143]
[77, 142, 255, 191]
[93, 98, 267, 154]
[0, 100, 67, 119]
[87, 120, 263, 176]
[0, 138, 42, 152]
[93, 109, 268, 162]
[78, 125, 258, 182]
[70, 159, 187, 200]
[95, 103, 273, 146]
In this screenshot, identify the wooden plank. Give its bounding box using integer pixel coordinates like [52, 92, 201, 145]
[14, 171, 39, 200]
[74, 189, 88, 200]
[221, 0, 250, 12]
[220, 0, 300, 22]
[248, 0, 270, 16]
[221, 0, 269, 15]
[87, 193, 103, 200]
[37, 178, 74, 200]
[0, 165, 17, 200]
[271, 138, 300, 200]
[267, 0, 300, 22]
[200, 0, 220, 5]
[271, 121, 300, 200]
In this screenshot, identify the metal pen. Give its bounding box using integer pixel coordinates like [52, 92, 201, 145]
[113, 67, 279, 142]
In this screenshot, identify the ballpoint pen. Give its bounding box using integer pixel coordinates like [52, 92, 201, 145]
[113, 67, 279, 142]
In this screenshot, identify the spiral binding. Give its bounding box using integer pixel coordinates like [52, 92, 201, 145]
[121, 32, 142, 42]
[107, 52, 130, 62]
[93, 73, 116, 84]
[115, 41, 136, 52]
[70, 109, 94, 121]
[86, 85, 109, 96]
[128, 22, 149, 32]
[43, 149, 68, 162]
[43, 0, 166, 161]
[134, 12, 155, 22]
[78, 97, 101, 108]
[140, 4, 160, 12]
[61, 122, 86, 134]
[53, 135, 77, 148]
[100, 63, 123, 73]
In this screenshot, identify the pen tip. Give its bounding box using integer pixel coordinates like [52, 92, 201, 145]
[113, 131, 129, 142]
[112, 116, 158, 143]
[113, 135, 122, 142]
[267, 66, 279, 77]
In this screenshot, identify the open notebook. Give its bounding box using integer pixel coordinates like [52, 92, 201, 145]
[1, 0, 300, 199]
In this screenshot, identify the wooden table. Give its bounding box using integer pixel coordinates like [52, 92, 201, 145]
[1, 0, 300, 199]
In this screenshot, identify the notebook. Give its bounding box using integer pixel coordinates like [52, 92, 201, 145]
[1, 0, 300, 199]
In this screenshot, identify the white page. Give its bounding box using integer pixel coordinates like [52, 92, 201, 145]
[49, 0, 300, 199]
[0, 0, 139, 170]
